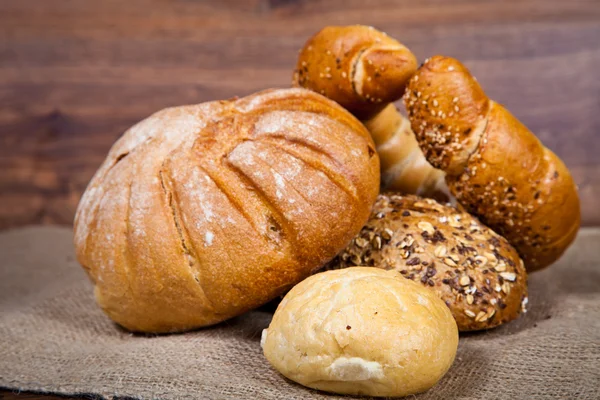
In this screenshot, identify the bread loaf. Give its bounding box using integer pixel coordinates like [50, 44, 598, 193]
[294, 25, 448, 199]
[404, 56, 580, 271]
[262, 267, 458, 397]
[328, 194, 528, 331]
[73, 88, 380, 333]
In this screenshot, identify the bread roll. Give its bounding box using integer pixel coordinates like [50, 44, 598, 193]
[73, 88, 380, 333]
[262, 267, 458, 397]
[404, 56, 580, 271]
[328, 194, 528, 331]
[364, 104, 450, 201]
[294, 25, 449, 199]
[294, 25, 417, 120]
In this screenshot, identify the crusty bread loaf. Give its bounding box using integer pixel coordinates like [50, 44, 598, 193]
[294, 25, 449, 199]
[262, 267, 458, 397]
[73, 88, 380, 333]
[404, 56, 581, 271]
[328, 194, 528, 331]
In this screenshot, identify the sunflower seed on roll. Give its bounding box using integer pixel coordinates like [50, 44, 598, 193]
[327, 193, 528, 331]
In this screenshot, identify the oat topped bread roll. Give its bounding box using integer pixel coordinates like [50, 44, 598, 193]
[294, 25, 449, 199]
[404, 56, 580, 271]
[74, 88, 380, 333]
[328, 193, 528, 331]
[262, 267, 458, 397]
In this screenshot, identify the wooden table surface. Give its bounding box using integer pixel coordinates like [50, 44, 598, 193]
[1, 0, 599, 398]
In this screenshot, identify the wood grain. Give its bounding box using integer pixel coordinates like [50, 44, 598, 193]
[1, 0, 599, 230]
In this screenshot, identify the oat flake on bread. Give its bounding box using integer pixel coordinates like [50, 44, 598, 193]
[327, 193, 528, 331]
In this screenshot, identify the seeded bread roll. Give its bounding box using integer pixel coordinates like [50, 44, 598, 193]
[294, 25, 448, 199]
[294, 25, 417, 120]
[328, 194, 528, 331]
[74, 88, 380, 333]
[262, 267, 458, 397]
[403, 56, 580, 271]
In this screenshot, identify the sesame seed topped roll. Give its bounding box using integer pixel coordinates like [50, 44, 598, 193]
[404, 56, 489, 176]
[293, 25, 418, 120]
[404, 56, 581, 272]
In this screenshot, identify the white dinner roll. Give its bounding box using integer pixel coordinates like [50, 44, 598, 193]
[261, 267, 458, 397]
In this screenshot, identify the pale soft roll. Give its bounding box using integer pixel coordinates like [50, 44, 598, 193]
[364, 104, 450, 201]
[262, 267, 458, 397]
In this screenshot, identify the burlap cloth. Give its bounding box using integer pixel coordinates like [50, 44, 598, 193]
[0, 226, 599, 399]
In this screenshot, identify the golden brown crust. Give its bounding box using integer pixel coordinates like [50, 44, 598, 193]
[73, 88, 380, 333]
[328, 194, 528, 331]
[404, 56, 581, 271]
[403, 56, 489, 175]
[293, 25, 417, 120]
[294, 25, 449, 199]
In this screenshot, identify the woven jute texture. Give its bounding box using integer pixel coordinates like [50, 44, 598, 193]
[0, 226, 599, 399]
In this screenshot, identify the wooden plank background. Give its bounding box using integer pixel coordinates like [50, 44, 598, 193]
[1, 0, 599, 231]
